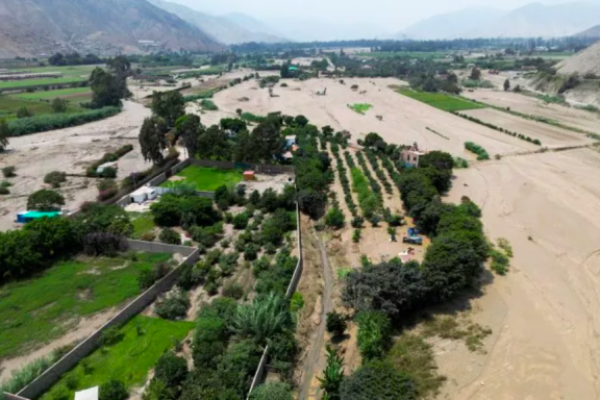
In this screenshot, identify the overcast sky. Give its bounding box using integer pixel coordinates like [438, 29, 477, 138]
[168, 0, 575, 31]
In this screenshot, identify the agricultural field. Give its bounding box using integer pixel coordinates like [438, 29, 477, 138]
[0, 77, 88, 91]
[395, 88, 486, 112]
[11, 87, 92, 102]
[6, 65, 101, 78]
[354, 51, 449, 60]
[461, 88, 600, 136]
[0, 95, 86, 121]
[160, 166, 243, 192]
[460, 108, 595, 147]
[40, 315, 194, 400]
[348, 103, 373, 114]
[0, 252, 173, 359]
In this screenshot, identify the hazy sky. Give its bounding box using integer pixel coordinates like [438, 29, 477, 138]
[169, 0, 574, 31]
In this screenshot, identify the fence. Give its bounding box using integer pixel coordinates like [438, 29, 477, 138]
[246, 203, 303, 399]
[8, 242, 199, 400]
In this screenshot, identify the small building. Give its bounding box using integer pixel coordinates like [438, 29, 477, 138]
[285, 135, 297, 149]
[130, 186, 158, 204]
[17, 211, 62, 224]
[75, 387, 99, 400]
[401, 145, 427, 168]
[96, 161, 118, 174]
[282, 151, 294, 161]
[243, 171, 256, 181]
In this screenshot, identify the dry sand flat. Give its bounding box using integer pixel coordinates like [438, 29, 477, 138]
[442, 148, 600, 399]
[198, 77, 537, 158]
[462, 89, 600, 136]
[461, 107, 595, 147]
[0, 101, 152, 231]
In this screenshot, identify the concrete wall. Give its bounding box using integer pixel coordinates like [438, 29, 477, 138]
[13, 244, 199, 400]
[245, 346, 270, 400]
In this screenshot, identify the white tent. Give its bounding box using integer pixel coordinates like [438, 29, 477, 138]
[75, 387, 98, 400]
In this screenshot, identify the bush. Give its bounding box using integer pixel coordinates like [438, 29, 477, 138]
[156, 291, 190, 320]
[244, 243, 259, 261]
[200, 99, 218, 111]
[16, 107, 33, 119]
[27, 189, 65, 211]
[325, 207, 345, 229]
[464, 142, 489, 161]
[326, 312, 347, 337]
[138, 262, 170, 289]
[352, 229, 361, 243]
[7, 107, 121, 137]
[222, 282, 244, 300]
[2, 166, 16, 177]
[0, 186, 9, 195]
[357, 310, 391, 361]
[154, 352, 188, 387]
[99, 380, 128, 400]
[141, 232, 156, 242]
[250, 382, 293, 400]
[151, 194, 221, 228]
[232, 212, 249, 230]
[44, 171, 67, 188]
[160, 228, 181, 245]
[83, 233, 128, 256]
[52, 98, 68, 113]
[340, 361, 418, 400]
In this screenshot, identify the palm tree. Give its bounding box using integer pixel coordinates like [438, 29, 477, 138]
[318, 345, 345, 400]
[231, 293, 291, 345]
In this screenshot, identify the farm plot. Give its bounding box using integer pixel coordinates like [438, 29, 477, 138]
[40, 315, 194, 400]
[160, 166, 243, 192]
[461, 89, 600, 136]
[0, 252, 173, 359]
[12, 87, 92, 102]
[460, 108, 595, 147]
[0, 95, 85, 120]
[396, 88, 485, 112]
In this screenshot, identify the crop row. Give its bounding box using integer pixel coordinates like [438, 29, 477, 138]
[345, 151, 382, 218]
[364, 151, 393, 194]
[331, 143, 358, 218]
[377, 153, 402, 186]
[355, 151, 384, 204]
[454, 112, 542, 146]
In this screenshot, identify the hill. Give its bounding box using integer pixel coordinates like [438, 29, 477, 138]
[468, 2, 600, 38]
[557, 40, 600, 76]
[0, 0, 222, 58]
[399, 6, 503, 40]
[574, 25, 600, 39]
[149, 0, 286, 44]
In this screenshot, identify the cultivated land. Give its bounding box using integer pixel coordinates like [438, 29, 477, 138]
[11, 87, 92, 102]
[189, 77, 538, 158]
[462, 88, 600, 136]
[160, 165, 243, 191]
[0, 101, 152, 231]
[460, 108, 595, 147]
[40, 315, 194, 400]
[0, 252, 172, 367]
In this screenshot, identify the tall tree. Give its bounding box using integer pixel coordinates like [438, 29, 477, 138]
[197, 125, 231, 160]
[151, 91, 185, 129]
[0, 119, 9, 151]
[90, 68, 123, 108]
[27, 190, 65, 211]
[139, 116, 168, 165]
[177, 114, 202, 158]
[252, 117, 284, 162]
[504, 79, 511, 91]
[470, 67, 482, 81]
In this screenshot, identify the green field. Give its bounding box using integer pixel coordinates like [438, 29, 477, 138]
[0, 95, 86, 120]
[12, 87, 92, 101]
[348, 103, 373, 114]
[8, 64, 102, 78]
[355, 51, 449, 60]
[0, 77, 88, 91]
[396, 88, 486, 112]
[0, 252, 172, 359]
[130, 212, 157, 239]
[160, 166, 243, 191]
[40, 315, 194, 400]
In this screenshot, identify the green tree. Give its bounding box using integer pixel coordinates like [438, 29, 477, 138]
[250, 382, 293, 400]
[90, 67, 124, 108]
[0, 119, 9, 151]
[340, 361, 418, 400]
[327, 312, 347, 337]
[154, 352, 188, 387]
[504, 79, 511, 91]
[356, 310, 391, 361]
[143, 379, 175, 400]
[152, 91, 185, 128]
[99, 380, 128, 400]
[470, 67, 482, 81]
[251, 117, 284, 162]
[139, 116, 168, 165]
[319, 345, 345, 400]
[197, 125, 231, 160]
[16, 107, 32, 119]
[51, 98, 68, 113]
[232, 293, 291, 345]
[27, 189, 65, 211]
[325, 207, 345, 229]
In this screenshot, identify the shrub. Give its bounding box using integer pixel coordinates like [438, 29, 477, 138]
[138, 262, 170, 289]
[140, 232, 156, 242]
[156, 291, 190, 320]
[44, 171, 67, 188]
[52, 98, 68, 113]
[83, 233, 128, 256]
[352, 229, 361, 243]
[222, 282, 244, 300]
[0, 186, 9, 195]
[154, 352, 188, 387]
[200, 99, 219, 111]
[27, 189, 65, 211]
[244, 243, 259, 261]
[340, 361, 418, 400]
[152, 194, 221, 228]
[232, 212, 249, 230]
[326, 312, 347, 337]
[249, 382, 293, 400]
[2, 166, 16, 177]
[159, 228, 181, 245]
[99, 380, 128, 400]
[464, 142, 489, 161]
[357, 310, 391, 361]
[16, 107, 33, 119]
[325, 207, 345, 229]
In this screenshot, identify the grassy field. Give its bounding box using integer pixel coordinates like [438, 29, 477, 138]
[396, 88, 486, 112]
[0, 253, 172, 359]
[0, 96, 85, 120]
[7, 65, 102, 78]
[12, 87, 92, 101]
[0, 78, 88, 91]
[355, 51, 449, 60]
[40, 315, 194, 400]
[130, 212, 157, 239]
[160, 166, 243, 191]
[348, 103, 373, 114]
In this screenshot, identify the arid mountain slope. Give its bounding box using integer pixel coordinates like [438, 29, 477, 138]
[0, 0, 222, 57]
[558, 40, 600, 76]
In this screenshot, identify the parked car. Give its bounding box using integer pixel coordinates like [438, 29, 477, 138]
[403, 236, 423, 245]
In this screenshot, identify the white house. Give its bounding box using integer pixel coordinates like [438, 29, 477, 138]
[130, 186, 158, 204]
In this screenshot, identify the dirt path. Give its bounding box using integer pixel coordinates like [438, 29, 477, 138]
[298, 235, 334, 400]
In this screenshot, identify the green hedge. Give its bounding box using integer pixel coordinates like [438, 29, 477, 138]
[464, 142, 490, 160]
[7, 106, 121, 137]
